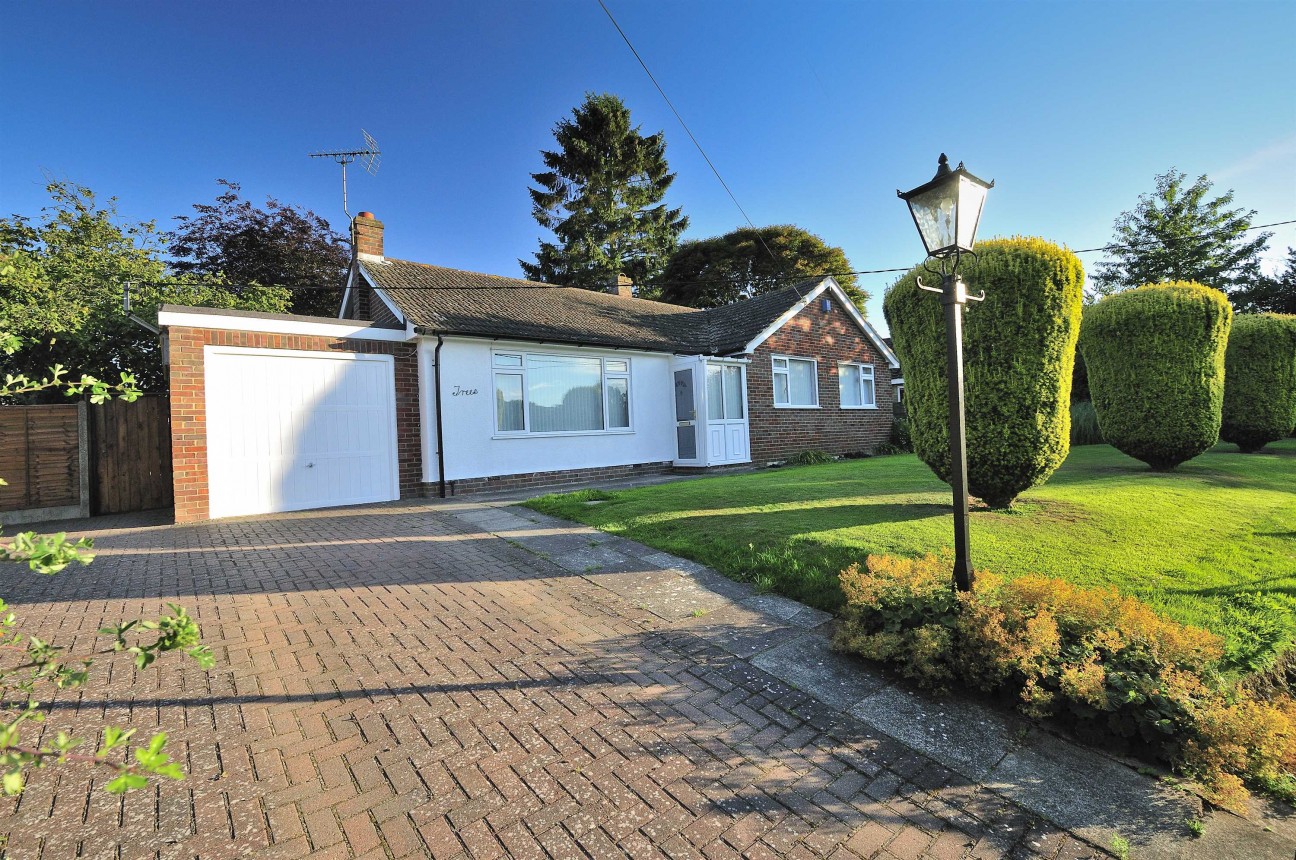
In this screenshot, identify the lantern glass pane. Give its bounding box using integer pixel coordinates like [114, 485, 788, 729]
[956, 176, 988, 250]
[908, 181, 958, 254]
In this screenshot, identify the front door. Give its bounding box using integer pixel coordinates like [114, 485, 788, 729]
[673, 368, 698, 461]
[705, 363, 750, 464]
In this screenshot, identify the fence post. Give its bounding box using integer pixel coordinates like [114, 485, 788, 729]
[77, 401, 90, 519]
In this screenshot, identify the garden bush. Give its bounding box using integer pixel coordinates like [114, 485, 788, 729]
[1080, 282, 1232, 470]
[1221, 313, 1296, 453]
[833, 554, 1296, 811]
[788, 449, 834, 466]
[884, 237, 1084, 508]
[1069, 400, 1104, 445]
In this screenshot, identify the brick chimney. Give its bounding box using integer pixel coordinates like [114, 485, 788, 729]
[607, 273, 634, 298]
[353, 212, 384, 260]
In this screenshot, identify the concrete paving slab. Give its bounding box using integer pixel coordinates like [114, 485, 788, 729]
[675, 603, 803, 658]
[849, 686, 1024, 781]
[751, 634, 889, 710]
[551, 545, 644, 573]
[986, 730, 1201, 859]
[594, 569, 733, 622]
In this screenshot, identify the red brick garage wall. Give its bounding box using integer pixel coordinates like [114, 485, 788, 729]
[746, 299, 894, 464]
[167, 327, 421, 523]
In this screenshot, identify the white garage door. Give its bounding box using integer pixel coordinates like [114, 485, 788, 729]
[205, 346, 399, 519]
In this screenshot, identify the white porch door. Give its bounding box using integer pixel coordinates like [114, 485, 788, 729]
[205, 347, 399, 518]
[704, 363, 750, 465]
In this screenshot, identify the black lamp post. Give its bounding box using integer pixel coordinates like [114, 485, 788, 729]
[897, 153, 993, 592]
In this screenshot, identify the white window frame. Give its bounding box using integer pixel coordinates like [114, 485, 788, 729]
[838, 361, 878, 409]
[772, 355, 819, 409]
[492, 350, 634, 437]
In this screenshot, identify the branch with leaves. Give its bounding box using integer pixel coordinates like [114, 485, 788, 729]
[0, 347, 213, 796]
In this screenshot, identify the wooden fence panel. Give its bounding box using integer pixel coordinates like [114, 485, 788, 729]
[0, 405, 81, 513]
[89, 395, 173, 515]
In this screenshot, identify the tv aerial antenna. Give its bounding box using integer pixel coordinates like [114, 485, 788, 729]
[309, 129, 381, 218]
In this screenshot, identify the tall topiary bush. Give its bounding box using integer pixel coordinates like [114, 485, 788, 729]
[883, 237, 1084, 508]
[1221, 314, 1296, 453]
[1080, 282, 1232, 470]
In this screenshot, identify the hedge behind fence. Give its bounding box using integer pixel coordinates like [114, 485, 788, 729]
[1221, 314, 1296, 453]
[1080, 282, 1232, 470]
[884, 237, 1084, 507]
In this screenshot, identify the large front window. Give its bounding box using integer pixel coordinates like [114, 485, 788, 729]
[772, 356, 818, 407]
[494, 352, 631, 434]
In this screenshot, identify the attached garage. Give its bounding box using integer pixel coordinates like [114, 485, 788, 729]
[158, 306, 421, 523]
[204, 347, 399, 519]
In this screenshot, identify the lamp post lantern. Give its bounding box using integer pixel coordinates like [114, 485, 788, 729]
[897, 153, 994, 592]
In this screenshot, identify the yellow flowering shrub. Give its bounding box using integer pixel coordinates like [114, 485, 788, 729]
[833, 554, 1294, 812]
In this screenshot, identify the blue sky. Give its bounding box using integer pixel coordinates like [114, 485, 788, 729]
[3, 0, 1294, 330]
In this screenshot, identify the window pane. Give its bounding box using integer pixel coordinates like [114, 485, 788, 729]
[774, 371, 789, 405]
[789, 359, 816, 405]
[706, 365, 724, 420]
[526, 354, 603, 431]
[494, 353, 522, 368]
[723, 366, 743, 418]
[607, 377, 630, 428]
[495, 373, 524, 431]
[605, 359, 628, 373]
[839, 364, 862, 407]
[773, 357, 788, 369]
[861, 375, 876, 406]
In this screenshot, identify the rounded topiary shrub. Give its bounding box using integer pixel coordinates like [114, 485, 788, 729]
[883, 237, 1084, 508]
[1221, 313, 1296, 453]
[1079, 282, 1232, 470]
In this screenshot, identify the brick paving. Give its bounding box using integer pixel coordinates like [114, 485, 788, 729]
[0, 502, 1108, 859]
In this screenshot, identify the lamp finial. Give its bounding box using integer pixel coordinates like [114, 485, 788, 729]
[934, 153, 951, 179]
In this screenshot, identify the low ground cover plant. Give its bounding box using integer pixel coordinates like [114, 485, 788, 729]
[832, 554, 1296, 811]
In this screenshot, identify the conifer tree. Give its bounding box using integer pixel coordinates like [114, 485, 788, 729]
[521, 93, 687, 290]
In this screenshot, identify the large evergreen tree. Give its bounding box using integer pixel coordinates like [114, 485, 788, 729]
[653, 224, 868, 312]
[1090, 169, 1269, 298]
[521, 93, 687, 290]
[169, 180, 349, 316]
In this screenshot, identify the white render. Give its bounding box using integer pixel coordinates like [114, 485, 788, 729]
[421, 336, 678, 483]
[204, 346, 400, 518]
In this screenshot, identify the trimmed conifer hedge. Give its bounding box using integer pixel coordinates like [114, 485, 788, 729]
[1080, 282, 1232, 470]
[883, 237, 1084, 507]
[1221, 313, 1296, 453]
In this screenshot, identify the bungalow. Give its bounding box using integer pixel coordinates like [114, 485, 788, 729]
[158, 213, 897, 522]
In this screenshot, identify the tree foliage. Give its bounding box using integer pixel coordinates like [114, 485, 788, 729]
[653, 225, 869, 312]
[0, 181, 289, 396]
[521, 93, 687, 290]
[1220, 313, 1296, 453]
[884, 238, 1084, 507]
[1232, 247, 1296, 315]
[1080, 282, 1233, 470]
[1090, 169, 1269, 298]
[169, 180, 349, 317]
[0, 352, 213, 795]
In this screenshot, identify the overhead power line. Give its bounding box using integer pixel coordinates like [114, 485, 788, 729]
[132, 218, 1295, 294]
[595, 0, 786, 273]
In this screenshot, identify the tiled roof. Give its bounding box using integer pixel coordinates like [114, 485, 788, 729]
[358, 258, 824, 355]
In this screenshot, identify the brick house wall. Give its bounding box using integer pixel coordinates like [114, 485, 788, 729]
[167, 326, 422, 523]
[745, 301, 894, 464]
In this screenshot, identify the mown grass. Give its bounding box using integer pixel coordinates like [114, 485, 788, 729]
[525, 439, 1296, 672]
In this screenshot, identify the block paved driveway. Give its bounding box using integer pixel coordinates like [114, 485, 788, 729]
[0, 501, 1104, 860]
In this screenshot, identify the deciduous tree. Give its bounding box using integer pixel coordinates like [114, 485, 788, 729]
[169, 180, 348, 316]
[521, 93, 687, 290]
[654, 225, 869, 312]
[1090, 169, 1269, 298]
[1232, 247, 1296, 314]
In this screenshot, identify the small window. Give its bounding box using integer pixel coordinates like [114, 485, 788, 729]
[773, 356, 818, 407]
[495, 373, 525, 431]
[607, 377, 630, 428]
[605, 358, 628, 373]
[838, 362, 876, 409]
[494, 353, 523, 368]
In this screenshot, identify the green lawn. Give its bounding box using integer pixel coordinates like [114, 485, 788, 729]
[526, 439, 1296, 672]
